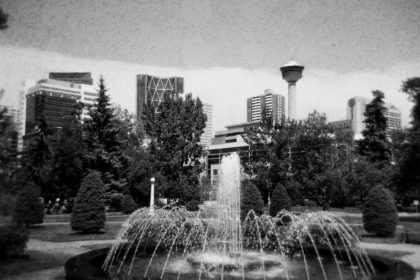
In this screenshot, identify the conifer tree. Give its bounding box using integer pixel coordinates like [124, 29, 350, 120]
[363, 184, 398, 237]
[85, 77, 124, 195]
[270, 183, 291, 216]
[13, 180, 44, 226]
[71, 171, 106, 232]
[398, 77, 420, 197]
[357, 90, 390, 163]
[241, 180, 264, 220]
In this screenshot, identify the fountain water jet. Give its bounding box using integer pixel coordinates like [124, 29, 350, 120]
[102, 152, 378, 280]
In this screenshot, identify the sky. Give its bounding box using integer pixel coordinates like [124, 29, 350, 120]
[0, 0, 419, 131]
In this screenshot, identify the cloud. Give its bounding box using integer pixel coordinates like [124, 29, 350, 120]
[0, 46, 418, 133]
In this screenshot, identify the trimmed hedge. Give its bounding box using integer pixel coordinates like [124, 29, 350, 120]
[120, 194, 137, 214]
[363, 185, 398, 237]
[13, 180, 44, 226]
[241, 180, 264, 220]
[270, 183, 291, 216]
[0, 224, 29, 260]
[185, 200, 200, 212]
[71, 171, 106, 233]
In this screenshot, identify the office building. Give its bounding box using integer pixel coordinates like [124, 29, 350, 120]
[25, 77, 97, 134]
[136, 74, 184, 130]
[347, 96, 402, 139]
[49, 72, 93, 85]
[247, 89, 285, 123]
[199, 103, 213, 148]
[208, 122, 252, 186]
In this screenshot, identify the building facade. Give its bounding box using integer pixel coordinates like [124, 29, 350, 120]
[25, 78, 97, 134]
[247, 89, 285, 123]
[136, 74, 184, 130]
[199, 103, 213, 148]
[347, 96, 402, 139]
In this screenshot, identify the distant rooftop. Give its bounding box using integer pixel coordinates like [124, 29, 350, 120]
[49, 72, 93, 85]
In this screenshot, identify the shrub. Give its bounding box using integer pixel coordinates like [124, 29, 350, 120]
[106, 192, 123, 211]
[363, 185, 398, 237]
[270, 183, 291, 216]
[13, 181, 44, 226]
[0, 192, 16, 216]
[0, 224, 29, 260]
[185, 200, 200, 211]
[241, 180, 264, 220]
[121, 194, 138, 214]
[71, 171, 106, 232]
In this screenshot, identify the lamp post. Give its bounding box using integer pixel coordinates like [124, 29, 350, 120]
[150, 177, 155, 213]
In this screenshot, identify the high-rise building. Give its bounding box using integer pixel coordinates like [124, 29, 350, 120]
[347, 96, 402, 139]
[136, 74, 184, 130]
[247, 89, 285, 123]
[25, 78, 97, 134]
[49, 72, 93, 85]
[199, 103, 213, 148]
[0, 105, 19, 155]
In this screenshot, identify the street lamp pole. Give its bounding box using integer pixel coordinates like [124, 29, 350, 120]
[150, 177, 155, 213]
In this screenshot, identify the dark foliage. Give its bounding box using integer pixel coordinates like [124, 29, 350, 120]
[13, 180, 44, 226]
[398, 77, 420, 199]
[120, 194, 137, 214]
[52, 103, 86, 200]
[241, 180, 264, 220]
[0, 224, 28, 260]
[71, 171, 106, 232]
[143, 92, 206, 204]
[185, 200, 200, 211]
[270, 183, 291, 216]
[0, 106, 18, 191]
[357, 90, 390, 163]
[0, 7, 8, 30]
[363, 185, 398, 237]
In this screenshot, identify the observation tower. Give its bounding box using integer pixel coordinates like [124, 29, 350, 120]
[280, 60, 304, 120]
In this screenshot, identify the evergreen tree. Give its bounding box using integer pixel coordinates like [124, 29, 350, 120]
[52, 103, 86, 199]
[0, 7, 8, 30]
[270, 183, 291, 216]
[0, 106, 18, 191]
[363, 185, 398, 237]
[85, 77, 125, 197]
[22, 115, 54, 200]
[398, 77, 420, 198]
[143, 92, 206, 203]
[120, 194, 138, 214]
[13, 180, 44, 226]
[241, 180, 264, 220]
[357, 90, 390, 163]
[71, 171, 106, 232]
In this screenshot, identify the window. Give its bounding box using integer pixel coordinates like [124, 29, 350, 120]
[213, 169, 218, 175]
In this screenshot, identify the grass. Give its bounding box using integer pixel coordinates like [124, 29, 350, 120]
[29, 222, 123, 242]
[0, 250, 71, 277]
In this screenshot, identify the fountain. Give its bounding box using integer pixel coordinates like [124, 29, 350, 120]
[65, 153, 416, 280]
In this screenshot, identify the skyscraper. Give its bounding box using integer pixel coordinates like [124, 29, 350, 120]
[347, 96, 402, 139]
[199, 103, 213, 148]
[247, 89, 285, 123]
[25, 77, 97, 134]
[136, 74, 184, 130]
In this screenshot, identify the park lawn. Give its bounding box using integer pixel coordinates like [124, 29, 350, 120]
[0, 250, 71, 277]
[29, 222, 123, 242]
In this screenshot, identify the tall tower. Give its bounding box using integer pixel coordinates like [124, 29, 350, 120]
[280, 60, 304, 120]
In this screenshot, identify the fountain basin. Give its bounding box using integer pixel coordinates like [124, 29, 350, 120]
[64, 247, 416, 280]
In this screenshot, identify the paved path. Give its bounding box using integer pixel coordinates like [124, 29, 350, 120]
[361, 242, 420, 280]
